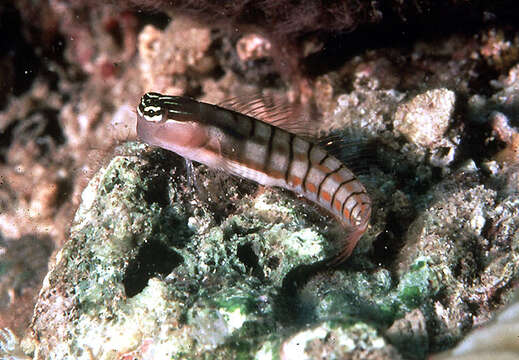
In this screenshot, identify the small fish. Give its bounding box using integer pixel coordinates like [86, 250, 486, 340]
[136, 92, 371, 265]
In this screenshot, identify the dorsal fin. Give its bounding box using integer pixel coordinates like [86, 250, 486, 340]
[218, 92, 319, 138]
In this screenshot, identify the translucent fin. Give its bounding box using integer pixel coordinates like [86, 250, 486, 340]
[218, 92, 319, 138]
[317, 132, 377, 175]
[109, 104, 137, 143]
[184, 159, 196, 189]
[326, 227, 365, 266]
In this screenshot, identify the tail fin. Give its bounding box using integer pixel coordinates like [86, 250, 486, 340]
[326, 226, 366, 266]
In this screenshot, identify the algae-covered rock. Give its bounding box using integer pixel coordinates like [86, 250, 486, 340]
[20, 143, 337, 359]
[20, 140, 452, 359]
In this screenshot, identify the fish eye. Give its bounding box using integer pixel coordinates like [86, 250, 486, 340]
[137, 92, 197, 123]
[138, 93, 165, 123]
[138, 104, 164, 123]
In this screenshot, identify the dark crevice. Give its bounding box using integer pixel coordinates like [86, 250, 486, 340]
[371, 226, 400, 267]
[135, 9, 171, 31]
[140, 150, 183, 207]
[303, 1, 519, 78]
[0, 3, 41, 108]
[237, 242, 264, 280]
[276, 261, 326, 326]
[142, 169, 171, 207]
[123, 241, 183, 298]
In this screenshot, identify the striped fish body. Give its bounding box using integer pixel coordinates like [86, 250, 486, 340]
[137, 92, 371, 264]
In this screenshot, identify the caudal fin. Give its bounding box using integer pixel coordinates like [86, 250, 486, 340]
[326, 226, 365, 266]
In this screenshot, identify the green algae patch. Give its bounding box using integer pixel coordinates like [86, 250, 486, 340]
[311, 268, 399, 325]
[397, 257, 444, 311]
[187, 285, 276, 352]
[308, 257, 444, 327]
